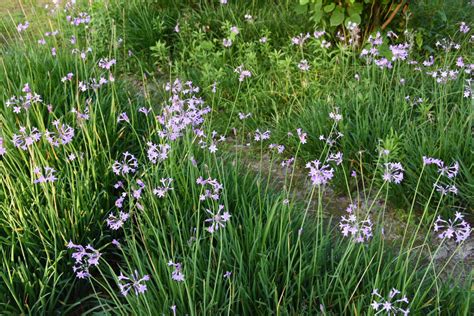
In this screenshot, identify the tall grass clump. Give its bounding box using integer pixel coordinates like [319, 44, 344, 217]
[0, 0, 472, 315]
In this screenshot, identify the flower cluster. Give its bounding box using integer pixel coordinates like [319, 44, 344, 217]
[147, 142, 171, 164]
[112, 152, 138, 176]
[197, 129, 226, 153]
[153, 178, 173, 198]
[327, 152, 343, 165]
[45, 120, 75, 147]
[298, 59, 310, 71]
[158, 79, 210, 141]
[17, 21, 29, 32]
[383, 162, 404, 184]
[339, 204, 373, 243]
[33, 166, 57, 184]
[254, 129, 271, 141]
[98, 58, 116, 70]
[118, 270, 150, 296]
[168, 261, 185, 282]
[67, 12, 91, 26]
[67, 241, 101, 279]
[6, 83, 43, 114]
[13, 126, 42, 150]
[234, 65, 252, 82]
[196, 177, 223, 201]
[422, 157, 459, 178]
[291, 33, 310, 46]
[434, 212, 471, 243]
[106, 211, 130, 230]
[371, 288, 410, 315]
[205, 205, 231, 233]
[306, 160, 334, 186]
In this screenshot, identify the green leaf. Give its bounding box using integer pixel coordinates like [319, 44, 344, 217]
[347, 2, 363, 16]
[323, 3, 335, 12]
[330, 7, 345, 26]
[311, 2, 323, 23]
[346, 13, 361, 25]
[299, 0, 309, 5]
[416, 32, 423, 49]
[294, 4, 308, 14]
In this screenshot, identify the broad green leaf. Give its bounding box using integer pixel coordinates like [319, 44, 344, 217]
[346, 13, 361, 25]
[313, 4, 324, 24]
[323, 3, 336, 12]
[330, 7, 345, 26]
[294, 4, 308, 14]
[347, 2, 363, 16]
[299, 0, 310, 5]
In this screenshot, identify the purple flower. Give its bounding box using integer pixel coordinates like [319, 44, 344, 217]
[434, 212, 471, 243]
[33, 166, 57, 184]
[438, 161, 459, 179]
[153, 178, 173, 198]
[106, 211, 130, 230]
[296, 128, 307, 144]
[291, 33, 310, 46]
[168, 261, 185, 282]
[423, 56, 434, 67]
[422, 156, 443, 167]
[339, 204, 372, 243]
[434, 184, 458, 195]
[230, 26, 239, 35]
[234, 65, 252, 82]
[223, 38, 233, 48]
[374, 57, 393, 69]
[306, 160, 334, 186]
[371, 288, 410, 315]
[327, 152, 343, 165]
[138, 107, 151, 115]
[112, 152, 138, 176]
[61, 73, 74, 82]
[259, 37, 267, 43]
[13, 126, 41, 150]
[269, 144, 285, 154]
[112, 239, 121, 248]
[68, 12, 91, 26]
[223, 271, 232, 279]
[17, 21, 29, 32]
[460, 22, 470, 34]
[117, 112, 129, 123]
[298, 59, 310, 71]
[313, 30, 325, 38]
[147, 142, 171, 164]
[118, 270, 150, 296]
[197, 177, 223, 201]
[383, 162, 404, 184]
[239, 112, 252, 120]
[389, 43, 410, 61]
[329, 109, 342, 122]
[174, 23, 180, 33]
[98, 58, 116, 70]
[0, 138, 6, 156]
[281, 157, 294, 169]
[205, 205, 231, 233]
[45, 120, 75, 147]
[254, 129, 270, 141]
[67, 241, 101, 279]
